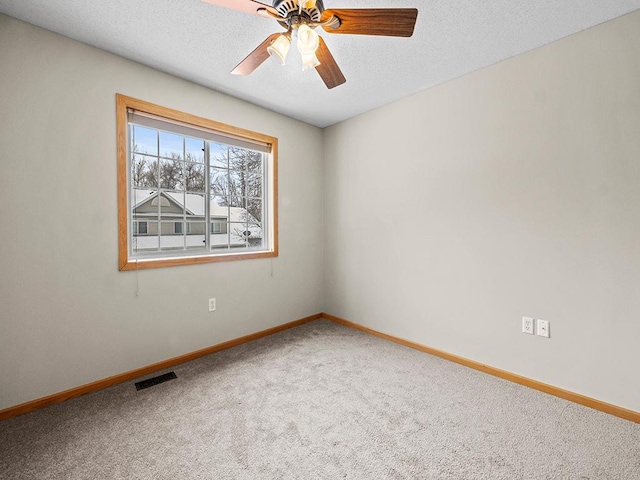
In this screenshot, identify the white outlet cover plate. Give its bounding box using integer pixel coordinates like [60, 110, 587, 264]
[522, 317, 535, 334]
[208, 298, 216, 312]
[536, 319, 550, 338]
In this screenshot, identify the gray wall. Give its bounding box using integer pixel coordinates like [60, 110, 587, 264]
[323, 11, 640, 412]
[0, 15, 324, 410]
[2, 10, 639, 414]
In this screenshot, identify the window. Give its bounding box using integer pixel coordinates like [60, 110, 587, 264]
[117, 94, 278, 270]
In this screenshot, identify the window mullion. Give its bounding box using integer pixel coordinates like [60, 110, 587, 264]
[156, 133, 161, 252]
[245, 155, 249, 247]
[204, 142, 211, 251]
[130, 125, 135, 256]
[262, 152, 267, 249]
[182, 136, 186, 251]
[226, 147, 231, 250]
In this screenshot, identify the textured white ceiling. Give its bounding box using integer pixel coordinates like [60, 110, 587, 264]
[1, 0, 639, 127]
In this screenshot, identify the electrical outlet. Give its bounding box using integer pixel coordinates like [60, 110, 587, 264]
[522, 317, 534, 335]
[208, 298, 216, 312]
[536, 319, 550, 338]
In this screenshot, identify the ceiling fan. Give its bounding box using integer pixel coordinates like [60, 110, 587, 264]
[201, 0, 418, 89]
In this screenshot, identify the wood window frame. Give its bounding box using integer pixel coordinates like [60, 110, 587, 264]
[116, 94, 278, 271]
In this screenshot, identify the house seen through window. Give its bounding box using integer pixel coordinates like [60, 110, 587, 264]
[117, 95, 278, 270]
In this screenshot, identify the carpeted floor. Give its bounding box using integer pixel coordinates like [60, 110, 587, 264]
[1, 319, 638, 479]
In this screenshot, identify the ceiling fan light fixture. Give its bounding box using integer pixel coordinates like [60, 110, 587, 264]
[296, 24, 320, 55]
[216, 0, 418, 89]
[267, 34, 291, 65]
[301, 51, 321, 71]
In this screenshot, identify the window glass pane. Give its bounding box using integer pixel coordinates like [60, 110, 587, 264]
[210, 142, 228, 168]
[185, 137, 205, 163]
[131, 154, 158, 188]
[227, 169, 244, 191]
[156, 191, 183, 217]
[247, 223, 264, 248]
[210, 170, 244, 207]
[159, 159, 183, 189]
[186, 222, 206, 252]
[226, 206, 244, 227]
[132, 156, 159, 188]
[247, 153, 264, 175]
[210, 194, 230, 215]
[184, 163, 205, 192]
[159, 131, 183, 159]
[174, 222, 183, 234]
[229, 196, 244, 209]
[132, 125, 158, 156]
[228, 147, 259, 173]
[183, 192, 206, 220]
[228, 204, 248, 224]
[210, 167, 228, 197]
[160, 221, 184, 250]
[160, 221, 176, 236]
[245, 198, 263, 223]
[211, 240, 229, 250]
[132, 221, 159, 253]
[246, 173, 263, 199]
[228, 222, 251, 247]
[218, 170, 244, 209]
[219, 170, 262, 201]
[165, 161, 205, 192]
[132, 188, 158, 216]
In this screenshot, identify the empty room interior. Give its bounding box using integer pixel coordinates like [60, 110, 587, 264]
[1, 1, 639, 478]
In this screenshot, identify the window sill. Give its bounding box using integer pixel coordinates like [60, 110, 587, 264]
[119, 248, 278, 271]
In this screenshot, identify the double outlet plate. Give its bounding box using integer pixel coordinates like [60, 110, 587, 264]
[522, 317, 550, 338]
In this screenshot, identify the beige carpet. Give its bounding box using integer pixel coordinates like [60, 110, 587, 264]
[1, 319, 638, 479]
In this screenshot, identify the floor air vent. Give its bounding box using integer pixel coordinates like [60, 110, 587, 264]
[135, 372, 177, 391]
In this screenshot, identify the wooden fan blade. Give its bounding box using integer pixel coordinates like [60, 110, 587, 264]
[232, 33, 282, 76]
[201, 0, 278, 17]
[321, 9, 418, 37]
[315, 37, 346, 89]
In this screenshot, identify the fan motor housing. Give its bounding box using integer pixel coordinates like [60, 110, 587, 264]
[272, 0, 324, 22]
